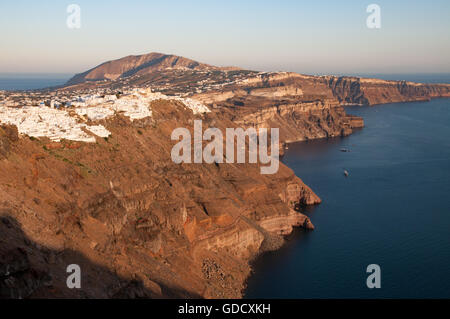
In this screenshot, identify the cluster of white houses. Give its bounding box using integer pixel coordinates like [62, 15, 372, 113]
[0, 88, 210, 143]
[0, 105, 109, 143]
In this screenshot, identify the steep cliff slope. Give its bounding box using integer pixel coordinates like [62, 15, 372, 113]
[192, 72, 366, 143]
[3, 54, 449, 299]
[0, 100, 319, 299]
[193, 72, 450, 107]
[192, 71, 449, 143]
[326, 76, 450, 105]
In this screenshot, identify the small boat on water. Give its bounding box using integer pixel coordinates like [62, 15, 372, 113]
[344, 170, 349, 177]
[340, 148, 350, 152]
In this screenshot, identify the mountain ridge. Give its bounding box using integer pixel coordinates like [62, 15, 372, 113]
[66, 52, 240, 86]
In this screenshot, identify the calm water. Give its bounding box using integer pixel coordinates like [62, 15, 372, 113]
[0, 73, 72, 90]
[245, 98, 450, 298]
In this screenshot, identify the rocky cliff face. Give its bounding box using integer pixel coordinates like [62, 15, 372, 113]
[0, 100, 319, 299]
[194, 71, 450, 107]
[324, 76, 450, 105]
[193, 72, 365, 144]
[230, 101, 363, 143]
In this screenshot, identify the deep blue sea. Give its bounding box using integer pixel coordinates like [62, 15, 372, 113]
[245, 98, 450, 298]
[0, 73, 72, 90]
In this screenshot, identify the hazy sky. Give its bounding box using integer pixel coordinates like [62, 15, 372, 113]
[0, 0, 449, 75]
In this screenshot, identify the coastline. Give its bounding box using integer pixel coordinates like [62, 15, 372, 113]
[244, 96, 450, 298]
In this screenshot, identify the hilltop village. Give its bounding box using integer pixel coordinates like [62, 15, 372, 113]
[0, 88, 210, 143]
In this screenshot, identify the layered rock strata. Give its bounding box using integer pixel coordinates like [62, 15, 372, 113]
[0, 100, 319, 299]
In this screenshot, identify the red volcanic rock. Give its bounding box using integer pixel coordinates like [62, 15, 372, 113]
[0, 99, 321, 299]
[65, 142, 82, 150]
[45, 142, 64, 150]
[0, 125, 18, 159]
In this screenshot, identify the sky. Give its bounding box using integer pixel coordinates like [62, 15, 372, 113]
[0, 0, 449, 75]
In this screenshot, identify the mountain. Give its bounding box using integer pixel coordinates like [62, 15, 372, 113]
[66, 52, 239, 86]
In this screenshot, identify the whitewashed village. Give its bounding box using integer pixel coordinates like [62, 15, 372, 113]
[0, 88, 210, 143]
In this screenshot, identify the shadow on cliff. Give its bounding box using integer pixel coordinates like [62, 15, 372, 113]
[0, 215, 201, 299]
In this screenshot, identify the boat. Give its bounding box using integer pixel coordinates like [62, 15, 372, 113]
[344, 170, 349, 177]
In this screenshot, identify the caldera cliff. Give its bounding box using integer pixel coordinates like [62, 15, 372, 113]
[0, 100, 319, 299]
[2, 53, 449, 299]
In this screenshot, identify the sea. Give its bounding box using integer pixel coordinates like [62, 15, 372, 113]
[0, 73, 72, 91]
[245, 96, 450, 298]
